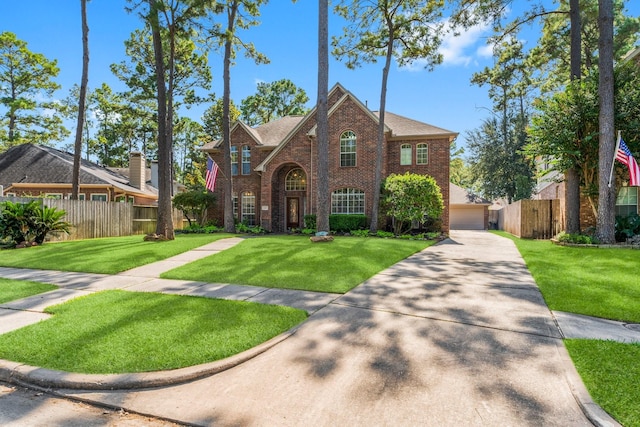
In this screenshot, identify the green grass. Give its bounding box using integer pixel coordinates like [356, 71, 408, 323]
[0, 290, 307, 374]
[493, 231, 640, 323]
[565, 339, 640, 426]
[0, 234, 235, 274]
[162, 235, 435, 293]
[0, 279, 57, 304]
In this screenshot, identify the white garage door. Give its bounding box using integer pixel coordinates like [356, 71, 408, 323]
[450, 207, 485, 230]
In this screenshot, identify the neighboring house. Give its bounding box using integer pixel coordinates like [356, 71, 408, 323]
[531, 45, 640, 228]
[449, 183, 491, 230]
[0, 144, 158, 205]
[202, 83, 457, 233]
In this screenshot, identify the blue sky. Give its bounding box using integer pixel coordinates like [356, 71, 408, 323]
[1, 1, 639, 153]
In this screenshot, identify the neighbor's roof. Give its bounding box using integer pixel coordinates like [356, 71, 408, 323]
[0, 144, 157, 197]
[450, 183, 491, 206]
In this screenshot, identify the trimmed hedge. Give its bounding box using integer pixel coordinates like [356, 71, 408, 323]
[329, 214, 368, 232]
[302, 214, 368, 232]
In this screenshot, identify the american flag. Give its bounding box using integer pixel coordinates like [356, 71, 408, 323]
[205, 157, 219, 192]
[616, 138, 640, 187]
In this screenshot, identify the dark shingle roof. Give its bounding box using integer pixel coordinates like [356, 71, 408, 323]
[0, 144, 156, 196]
[375, 111, 456, 138]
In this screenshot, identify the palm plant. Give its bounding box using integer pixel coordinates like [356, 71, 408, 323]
[0, 201, 71, 247]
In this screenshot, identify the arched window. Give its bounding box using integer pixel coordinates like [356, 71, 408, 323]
[331, 188, 365, 214]
[340, 131, 357, 167]
[241, 191, 256, 225]
[285, 168, 307, 191]
[242, 145, 251, 174]
[417, 143, 428, 165]
[400, 144, 412, 165]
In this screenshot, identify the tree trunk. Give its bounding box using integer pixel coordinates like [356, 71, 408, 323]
[596, 0, 616, 243]
[222, 2, 238, 233]
[369, 30, 393, 234]
[565, 0, 582, 234]
[72, 0, 89, 200]
[316, 0, 330, 233]
[150, 0, 174, 239]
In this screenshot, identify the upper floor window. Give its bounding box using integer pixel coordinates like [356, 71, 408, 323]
[286, 168, 307, 191]
[242, 145, 251, 175]
[231, 146, 238, 176]
[417, 143, 428, 165]
[331, 188, 365, 214]
[400, 144, 412, 165]
[340, 131, 356, 167]
[616, 186, 638, 216]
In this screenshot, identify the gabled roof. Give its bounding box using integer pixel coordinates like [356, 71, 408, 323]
[306, 86, 389, 137]
[376, 111, 456, 140]
[0, 144, 157, 197]
[201, 116, 305, 151]
[203, 82, 459, 172]
[450, 183, 491, 206]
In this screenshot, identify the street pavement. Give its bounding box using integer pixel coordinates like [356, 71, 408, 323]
[1, 231, 637, 426]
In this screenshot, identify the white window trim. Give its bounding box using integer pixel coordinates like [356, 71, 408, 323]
[90, 193, 109, 202]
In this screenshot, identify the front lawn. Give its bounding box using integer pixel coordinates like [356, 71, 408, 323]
[494, 231, 640, 323]
[0, 234, 235, 274]
[0, 279, 57, 304]
[0, 290, 307, 374]
[162, 235, 435, 293]
[565, 339, 640, 427]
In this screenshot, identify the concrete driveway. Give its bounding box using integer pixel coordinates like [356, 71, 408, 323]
[50, 231, 610, 426]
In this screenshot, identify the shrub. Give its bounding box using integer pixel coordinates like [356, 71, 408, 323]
[376, 230, 395, 238]
[177, 224, 222, 234]
[172, 190, 216, 227]
[0, 201, 71, 247]
[236, 223, 266, 234]
[556, 232, 597, 245]
[382, 172, 444, 235]
[615, 213, 640, 242]
[329, 214, 367, 233]
[350, 229, 371, 237]
[303, 214, 317, 230]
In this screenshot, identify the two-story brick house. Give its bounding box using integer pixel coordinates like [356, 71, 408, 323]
[201, 83, 457, 233]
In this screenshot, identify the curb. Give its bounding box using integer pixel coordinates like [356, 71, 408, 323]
[555, 340, 621, 427]
[0, 325, 299, 391]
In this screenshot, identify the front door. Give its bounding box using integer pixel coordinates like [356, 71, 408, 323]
[286, 197, 300, 229]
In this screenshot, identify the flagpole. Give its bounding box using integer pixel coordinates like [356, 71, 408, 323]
[608, 130, 621, 188]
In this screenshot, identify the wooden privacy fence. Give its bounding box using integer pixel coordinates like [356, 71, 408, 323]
[0, 197, 184, 241]
[499, 199, 563, 239]
[46, 199, 133, 241]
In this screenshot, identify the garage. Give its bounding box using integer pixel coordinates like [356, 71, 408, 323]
[449, 183, 491, 230]
[450, 206, 486, 230]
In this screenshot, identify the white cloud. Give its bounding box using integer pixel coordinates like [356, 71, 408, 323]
[476, 42, 495, 59]
[438, 19, 491, 66]
[401, 19, 493, 71]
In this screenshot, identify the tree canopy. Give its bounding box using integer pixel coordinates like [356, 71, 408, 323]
[0, 31, 68, 150]
[240, 79, 309, 126]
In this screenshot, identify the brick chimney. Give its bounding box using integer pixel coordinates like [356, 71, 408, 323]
[129, 152, 146, 191]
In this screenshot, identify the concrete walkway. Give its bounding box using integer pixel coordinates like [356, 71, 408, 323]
[0, 231, 637, 426]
